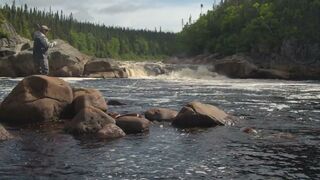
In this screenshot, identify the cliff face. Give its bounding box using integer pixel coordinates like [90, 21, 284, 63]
[249, 39, 320, 80]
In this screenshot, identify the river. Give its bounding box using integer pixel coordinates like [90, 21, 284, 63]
[0, 65, 319, 179]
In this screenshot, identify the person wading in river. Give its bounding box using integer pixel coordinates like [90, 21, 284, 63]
[33, 25, 57, 75]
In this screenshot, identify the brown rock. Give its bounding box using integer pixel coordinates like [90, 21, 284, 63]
[97, 123, 126, 139]
[65, 106, 115, 134]
[72, 88, 107, 113]
[145, 108, 178, 122]
[84, 59, 113, 74]
[116, 116, 151, 134]
[0, 75, 73, 123]
[0, 124, 13, 141]
[172, 101, 237, 128]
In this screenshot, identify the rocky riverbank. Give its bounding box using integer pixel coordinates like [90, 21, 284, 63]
[0, 22, 128, 78]
[165, 51, 320, 80]
[1, 22, 319, 80]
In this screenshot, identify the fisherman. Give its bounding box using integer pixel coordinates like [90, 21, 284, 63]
[33, 25, 57, 75]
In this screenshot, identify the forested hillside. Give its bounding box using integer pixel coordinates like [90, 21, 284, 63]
[178, 0, 320, 56]
[0, 2, 176, 59]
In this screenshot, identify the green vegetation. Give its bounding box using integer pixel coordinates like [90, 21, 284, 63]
[0, 2, 176, 60]
[178, 0, 320, 56]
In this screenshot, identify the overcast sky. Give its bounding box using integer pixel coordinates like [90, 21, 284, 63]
[1, 0, 216, 32]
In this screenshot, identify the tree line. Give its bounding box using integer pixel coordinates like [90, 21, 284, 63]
[178, 0, 320, 56]
[0, 2, 177, 60]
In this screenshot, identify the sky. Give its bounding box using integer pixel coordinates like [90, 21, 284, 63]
[1, 0, 216, 32]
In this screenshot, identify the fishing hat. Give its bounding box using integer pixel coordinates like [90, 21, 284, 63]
[41, 25, 50, 31]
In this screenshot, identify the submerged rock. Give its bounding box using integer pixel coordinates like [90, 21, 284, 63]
[144, 108, 178, 122]
[0, 124, 13, 141]
[97, 123, 126, 139]
[107, 100, 126, 106]
[241, 127, 258, 135]
[116, 116, 151, 134]
[172, 101, 237, 128]
[0, 75, 73, 124]
[65, 106, 115, 134]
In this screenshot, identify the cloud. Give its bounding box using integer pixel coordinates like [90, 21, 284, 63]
[98, 2, 147, 15]
[1, 0, 214, 32]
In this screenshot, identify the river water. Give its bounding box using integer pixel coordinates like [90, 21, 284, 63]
[0, 67, 319, 179]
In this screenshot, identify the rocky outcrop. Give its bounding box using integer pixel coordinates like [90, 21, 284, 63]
[144, 108, 178, 122]
[172, 102, 237, 128]
[116, 116, 151, 134]
[0, 124, 13, 141]
[84, 59, 128, 78]
[0, 38, 91, 77]
[213, 55, 258, 78]
[0, 75, 73, 124]
[65, 106, 115, 134]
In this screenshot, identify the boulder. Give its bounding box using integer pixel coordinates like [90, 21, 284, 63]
[0, 124, 13, 141]
[84, 59, 114, 74]
[0, 75, 73, 124]
[144, 108, 178, 122]
[48, 39, 90, 77]
[72, 88, 107, 113]
[116, 116, 151, 134]
[65, 106, 115, 134]
[84, 58, 128, 78]
[97, 123, 126, 139]
[172, 101, 236, 128]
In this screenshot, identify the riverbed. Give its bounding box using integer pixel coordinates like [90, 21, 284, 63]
[0, 76, 319, 179]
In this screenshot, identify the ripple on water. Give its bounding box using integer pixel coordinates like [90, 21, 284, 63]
[0, 78, 320, 179]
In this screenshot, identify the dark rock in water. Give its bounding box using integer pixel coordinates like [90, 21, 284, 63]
[241, 127, 258, 135]
[72, 88, 107, 113]
[172, 101, 237, 128]
[144, 108, 178, 122]
[107, 100, 126, 106]
[65, 106, 115, 134]
[0, 75, 73, 124]
[116, 116, 151, 134]
[0, 124, 13, 141]
[214, 55, 258, 78]
[97, 123, 126, 139]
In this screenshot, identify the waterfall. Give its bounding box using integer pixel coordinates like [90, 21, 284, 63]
[119, 61, 223, 80]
